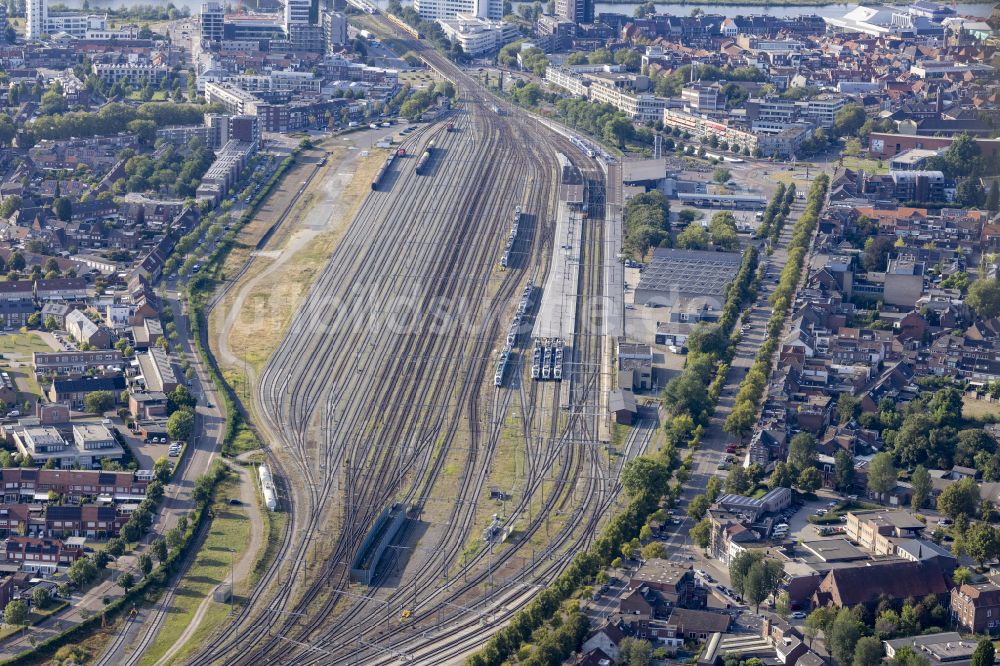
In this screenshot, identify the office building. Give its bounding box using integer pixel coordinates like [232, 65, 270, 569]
[284, 0, 312, 30]
[437, 15, 518, 57]
[415, 0, 501, 22]
[555, 0, 593, 24]
[200, 2, 224, 42]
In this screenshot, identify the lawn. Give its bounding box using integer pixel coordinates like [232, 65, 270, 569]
[0, 332, 54, 357]
[840, 155, 889, 175]
[138, 479, 250, 666]
[963, 396, 1000, 420]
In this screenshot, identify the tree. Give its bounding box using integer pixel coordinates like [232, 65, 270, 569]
[853, 636, 884, 666]
[676, 224, 710, 250]
[151, 538, 168, 563]
[138, 552, 153, 576]
[803, 607, 837, 647]
[4, 599, 27, 626]
[0, 194, 21, 218]
[911, 465, 931, 510]
[743, 558, 784, 611]
[797, 467, 822, 493]
[986, 181, 999, 215]
[619, 637, 653, 666]
[788, 432, 817, 473]
[954, 566, 973, 586]
[972, 638, 995, 666]
[867, 452, 897, 500]
[956, 179, 985, 208]
[861, 236, 893, 273]
[690, 519, 711, 550]
[117, 571, 134, 592]
[938, 477, 981, 520]
[967, 279, 1000, 319]
[944, 133, 981, 178]
[688, 494, 710, 521]
[166, 408, 195, 441]
[891, 646, 932, 666]
[52, 197, 71, 221]
[729, 550, 763, 596]
[834, 450, 856, 492]
[603, 117, 633, 148]
[641, 542, 667, 559]
[725, 465, 751, 494]
[965, 522, 999, 566]
[712, 167, 732, 183]
[621, 456, 669, 497]
[31, 585, 49, 610]
[8, 251, 24, 271]
[768, 461, 794, 490]
[829, 607, 862, 666]
[775, 591, 791, 617]
[167, 385, 196, 414]
[837, 394, 860, 424]
[833, 103, 867, 138]
[83, 390, 115, 414]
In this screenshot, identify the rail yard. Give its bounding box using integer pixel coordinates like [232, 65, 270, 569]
[182, 21, 644, 666]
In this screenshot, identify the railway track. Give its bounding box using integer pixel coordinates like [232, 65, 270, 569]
[181, 29, 642, 666]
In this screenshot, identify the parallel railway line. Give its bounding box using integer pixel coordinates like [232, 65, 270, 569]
[179, 30, 645, 666]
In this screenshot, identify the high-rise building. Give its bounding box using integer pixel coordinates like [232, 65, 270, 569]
[26, 0, 47, 40]
[200, 2, 224, 43]
[284, 0, 311, 30]
[555, 0, 593, 25]
[321, 10, 347, 51]
[414, 0, 501, 21]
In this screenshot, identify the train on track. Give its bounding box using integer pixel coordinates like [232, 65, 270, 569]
[371, 148, 406, 191]
[499, 206, 521, 269]
[259, 464, 278, 511]
[385, 12, 422, 38]
[494, 281, 535, 387]
[569, 135, 596, 158]
[532, 338, 563, 382]
[414, 140, 435, 175]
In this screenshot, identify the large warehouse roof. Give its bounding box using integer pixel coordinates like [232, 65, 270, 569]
[635, 248, 743, 298]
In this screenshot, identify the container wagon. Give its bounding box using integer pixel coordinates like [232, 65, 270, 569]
[259, 465, 278, 511]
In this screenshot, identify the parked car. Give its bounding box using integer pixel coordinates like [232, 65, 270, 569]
[791, 611, 807, 619]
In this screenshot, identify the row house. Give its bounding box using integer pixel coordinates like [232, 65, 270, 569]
[4, 536, 84, 573]
[0, 468, 149, 504]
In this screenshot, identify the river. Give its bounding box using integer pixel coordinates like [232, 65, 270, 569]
[55, 0, 994, 18]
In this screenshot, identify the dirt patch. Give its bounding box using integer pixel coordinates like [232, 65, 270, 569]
[211, 145, 386, 373]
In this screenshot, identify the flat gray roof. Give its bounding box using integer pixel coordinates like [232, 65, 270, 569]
[801, 538, 869, 562]
[635, 247, 743, 298]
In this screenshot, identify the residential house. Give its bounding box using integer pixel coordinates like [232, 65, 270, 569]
[65, 310, 112, 349]
[664, 608, 732, 642]
[0, 468, 148, 503]
[951, 581, 1000, 635]
[0, 281, 37, 326]
[47, 375, 126, 411]
[4, 536, 84, 573]
[34, 278, 88, 303]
